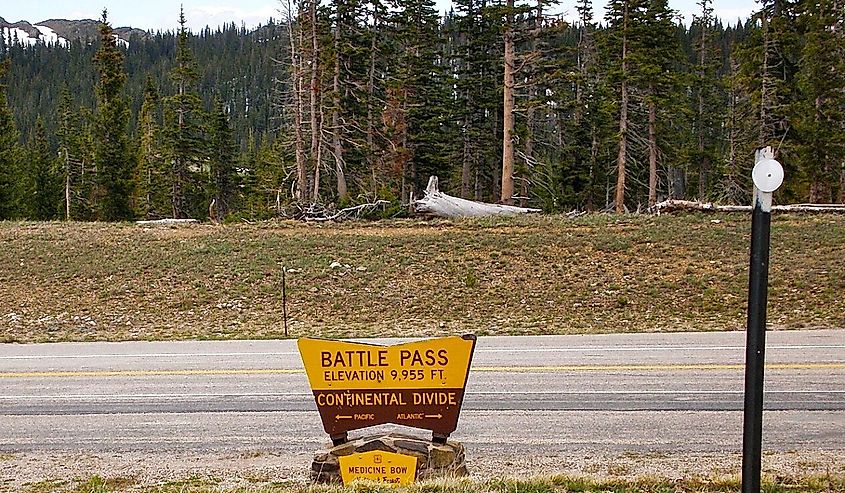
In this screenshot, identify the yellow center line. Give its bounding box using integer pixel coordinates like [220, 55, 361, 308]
[0, 369, 303, 378]
[0, 363, 841, 378]
[472, 363, 845, 372]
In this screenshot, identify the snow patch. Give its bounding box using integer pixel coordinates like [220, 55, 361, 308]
[114, 34, 129, 49]
[34, 24, 68, 47]
[1, 26, 38, 46]
[2, 25, 71, 47]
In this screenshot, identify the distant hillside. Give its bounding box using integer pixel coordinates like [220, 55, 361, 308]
[0, 16, 147, 46]
[3, 19, 284, 153]
[38, 18, 148, 42]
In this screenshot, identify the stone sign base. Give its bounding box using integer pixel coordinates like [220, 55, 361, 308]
[311, 433, 468, 483]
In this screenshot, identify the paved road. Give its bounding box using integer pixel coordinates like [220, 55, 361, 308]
[1, 329, 843, 454]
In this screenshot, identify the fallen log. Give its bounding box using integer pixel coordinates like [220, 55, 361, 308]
[303, 200, 392, 222]
[136, 218, 199, 226]
[413, 176, 541, 218]
[652, 199, 845, 214]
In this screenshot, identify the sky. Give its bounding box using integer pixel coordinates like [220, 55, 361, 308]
[1, 0, 759, 33]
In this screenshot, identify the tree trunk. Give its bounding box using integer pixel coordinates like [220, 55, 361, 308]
[500, 0, 515, 205]
[648, 95, 658, 207]
[309, 0, 320, 202]
[332, 9, 347, 202]
[521, 0, 542, 208]
[65, 152, 71, 220]
[577, 10, 597, 211]
[400, 92, 410, 201]
[288, 0, 308, 203]
[697, 12, 708, 200]
[461, 55, 472, 199]
[461, 112, 472, 199]
[722, 56, 741, 200]
[415, 176, 540, 217]
[653, 199, 845, 214]
[615, 1, 629, 214]
[366, 9, 377, 195]
[839, 163, 845, 203]
[759, 13, 775, 148]
[587, 130, 598, 211]
[314, 91, 325, 202]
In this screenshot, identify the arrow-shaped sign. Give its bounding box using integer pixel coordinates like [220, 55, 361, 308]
[299, 335, 477, 439]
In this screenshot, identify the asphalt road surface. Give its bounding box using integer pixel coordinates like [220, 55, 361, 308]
[1, 329, 843, 455]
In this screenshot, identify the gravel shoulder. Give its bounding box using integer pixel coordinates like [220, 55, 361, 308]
[3, 449, 844, 492]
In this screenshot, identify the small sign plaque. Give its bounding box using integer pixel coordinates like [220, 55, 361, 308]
[298, 334, 476, 438]
[339, 450, 417, 485]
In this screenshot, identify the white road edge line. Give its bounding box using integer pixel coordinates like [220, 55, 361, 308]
[1, 390, 843, 400]
[2, 344, 844, 359]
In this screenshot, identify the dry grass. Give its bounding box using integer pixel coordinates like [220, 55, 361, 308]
[1, 213, 844, 343]
[16, 474, 845, 493]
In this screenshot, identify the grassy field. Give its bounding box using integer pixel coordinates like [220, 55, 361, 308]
[1, 214, 844, 343]
[18, 474, 845, 493]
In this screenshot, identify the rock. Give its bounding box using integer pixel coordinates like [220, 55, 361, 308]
[311, 433, 468, 484]
[332, 443, 356, 457]
[357, 439, 392, 453]
[394, 439, 430, 455]
[429, 444, 458, 469]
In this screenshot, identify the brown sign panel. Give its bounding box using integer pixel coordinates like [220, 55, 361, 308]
[313, 389, 465, 436]
[298, 335, 476, 438]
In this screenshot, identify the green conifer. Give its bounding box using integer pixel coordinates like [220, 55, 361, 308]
[93, 9, 135, 221]
[0, 58, 21, 219]
[25, 118, 61, 219]
[163, 7, 207, 218]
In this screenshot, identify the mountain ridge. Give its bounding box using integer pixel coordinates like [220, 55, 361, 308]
[0, 17, 148, 46]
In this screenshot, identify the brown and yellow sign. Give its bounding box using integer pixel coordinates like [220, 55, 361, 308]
[339, 450, 417, 485]
[298, 335, 476, 438]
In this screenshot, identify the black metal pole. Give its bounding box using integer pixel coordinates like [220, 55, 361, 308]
[742, 192, 772, 493]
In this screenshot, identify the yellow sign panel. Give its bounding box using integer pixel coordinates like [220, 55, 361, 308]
[339, 450, 417, 485]
[299, 335, 477, 437]
[298, 336, 475, 390]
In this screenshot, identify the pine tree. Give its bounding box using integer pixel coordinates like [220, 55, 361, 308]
[449, 0, 503, 200]
[57, 86, 75, 220]
[163, 7, 207, 218]
[690, 0, 724, 199]
[136, 76, 169, 218]
[793, 0, 845, 202]
[389, 0, 456, 200]
[280, 0, 310, 204]
[638, 0, 683, 206]
[601, 0, 647, 212]
[93, 9, 135, 221]
[208, 99, 237, 220]
[24, 118, 61, 219]
[308, 0, 324, 202]
[501, 0, 517, 204]
[0, 57, 21, 219]
[573, 0, 609, 210]
[330, 0, 349, 203]
[56, 86, 97, 220]
[734, 0, 801, 199]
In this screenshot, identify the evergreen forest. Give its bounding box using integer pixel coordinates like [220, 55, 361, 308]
[0, 0, 843, 222]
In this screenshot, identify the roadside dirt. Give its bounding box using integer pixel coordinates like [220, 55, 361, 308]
[2, 450, 844, 491]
